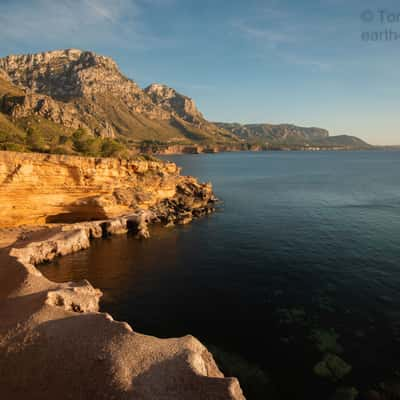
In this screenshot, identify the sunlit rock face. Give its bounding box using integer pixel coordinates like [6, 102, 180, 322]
[0, 49, 236, 142]
[0, 151, 215, 228]
[0, 49, 142, 101]
[144, 83, 204, 123]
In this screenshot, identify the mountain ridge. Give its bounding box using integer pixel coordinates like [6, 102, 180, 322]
[0, 49, 370, 155]
[0, 48, 235, 144]
[215, 122, 370, 149]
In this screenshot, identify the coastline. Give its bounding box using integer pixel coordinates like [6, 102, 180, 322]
[0, 150, 244, 399]
[0, 221, 243, 399]
[141, 143, 375, 156]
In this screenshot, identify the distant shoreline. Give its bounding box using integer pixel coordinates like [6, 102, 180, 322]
[146, 144, 384, 156]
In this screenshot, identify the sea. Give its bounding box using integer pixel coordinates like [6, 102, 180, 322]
[39, 151, 400, 399]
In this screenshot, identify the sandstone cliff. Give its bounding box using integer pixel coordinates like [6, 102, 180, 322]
[0, 150, 216, 228]
[0, 150, 244, 399]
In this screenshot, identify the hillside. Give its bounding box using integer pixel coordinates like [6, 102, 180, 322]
[0, 49, 370, 155]
[311, 134, 370, 148]
[216, 122, 371, 149]
[0, 49, 236, 156]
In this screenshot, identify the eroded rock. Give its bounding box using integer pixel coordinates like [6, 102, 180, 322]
[0, 151, 215, 229]
[0, 225, 245, 400]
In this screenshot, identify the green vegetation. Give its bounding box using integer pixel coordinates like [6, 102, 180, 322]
[0, 114, 26, 151]
[71, 128, 101, 155]
[0, 118, 130, 158]
[134, 153, 160, 162]
[69, 129, 129, 157]
[26, 127, 46, 152]
[101, 137, 126, 157]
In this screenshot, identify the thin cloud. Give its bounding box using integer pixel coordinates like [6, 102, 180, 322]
[282, 54, 332, 72]
[232, 5, 339, 71]
[235, 22, 298, 47]
[0, 0, 173, 54]
[82, 0, 132, 23]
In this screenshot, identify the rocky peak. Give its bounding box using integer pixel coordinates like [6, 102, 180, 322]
[0, 49, 141, 101]
[145, 83, 204, 123]
[145, 83, 178, 100]
[0, 49, 236, 144]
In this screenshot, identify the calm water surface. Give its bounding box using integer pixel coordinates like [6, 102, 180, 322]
[39, 151, 400, 399]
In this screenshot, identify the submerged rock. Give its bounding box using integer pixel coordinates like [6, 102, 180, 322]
[208, 344, 277, 399]
[276, 307, 307, 325]
[314, 354, 352, 381]
[330, 387, 359, 400]
[310, 328, 343, 354]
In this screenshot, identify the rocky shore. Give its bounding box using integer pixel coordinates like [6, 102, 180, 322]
[0, 150, 217, 228]
[0, 150, 244, 399]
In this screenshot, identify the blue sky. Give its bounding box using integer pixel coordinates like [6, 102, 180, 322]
[0, 0, 399, 144]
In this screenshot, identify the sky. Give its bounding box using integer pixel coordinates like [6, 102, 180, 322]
[0, 0, 399, 145]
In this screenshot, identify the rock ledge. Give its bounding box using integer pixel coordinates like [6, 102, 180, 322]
[0, 150, 244, 399]
[0, 221, 244, 399]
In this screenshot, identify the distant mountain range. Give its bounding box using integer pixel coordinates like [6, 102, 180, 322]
[0, 49, 371, 156]
[215, 123, 370, 149]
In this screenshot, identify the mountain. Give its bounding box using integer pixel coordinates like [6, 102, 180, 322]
[0, 48, 370, 155]
[216, 123, 329, 142]
[0, 49, 235, 154]
[216, 122, 371, 149]
[311, 134, 370, 148]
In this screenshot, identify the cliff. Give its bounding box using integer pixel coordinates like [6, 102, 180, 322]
[0, 49, 235, 144]
[0, 150, 244, 399]
[0, 151, 215, 228]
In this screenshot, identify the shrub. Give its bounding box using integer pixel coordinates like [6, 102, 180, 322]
[26, 127, 47, 152]
[0, 142, 26, 152]
[72, 128, 102, 156]
[58, 135, 69, 145]
[100, 138, 126, 157]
